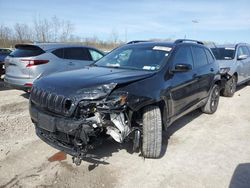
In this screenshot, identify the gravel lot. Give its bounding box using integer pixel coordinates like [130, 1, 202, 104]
[0, 80, 250, 188]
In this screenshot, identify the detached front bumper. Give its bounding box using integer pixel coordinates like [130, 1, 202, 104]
[30, 105, 95, 157]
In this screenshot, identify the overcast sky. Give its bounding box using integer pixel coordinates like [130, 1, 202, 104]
[1, 0, 250, 43]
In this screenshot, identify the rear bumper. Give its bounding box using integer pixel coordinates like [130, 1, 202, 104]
[4, 75, 34, 90]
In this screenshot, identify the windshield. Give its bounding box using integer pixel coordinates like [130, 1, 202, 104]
[211, 47, 235, 60]
[95, 45, 171, 71]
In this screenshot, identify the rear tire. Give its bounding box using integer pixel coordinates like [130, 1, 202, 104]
[142, 105, 162, 158]
[222, 75, 237, 97]
[201, 84, 220, 114]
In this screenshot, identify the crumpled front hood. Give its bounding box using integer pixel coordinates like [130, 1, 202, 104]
[217, 60, 236, 75]
[33, 66, 155, 97]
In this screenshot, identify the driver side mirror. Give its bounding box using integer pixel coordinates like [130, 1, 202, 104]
[172, 63, 192, 72]
[237, 54, 248, 60]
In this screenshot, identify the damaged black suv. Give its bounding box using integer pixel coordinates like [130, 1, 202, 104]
[29, 39, 221, 165]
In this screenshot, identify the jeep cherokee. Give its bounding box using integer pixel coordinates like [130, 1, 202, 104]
[29, 39, 221, 165]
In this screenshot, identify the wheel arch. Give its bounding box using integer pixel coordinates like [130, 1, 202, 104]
[129, 99, 168, 128]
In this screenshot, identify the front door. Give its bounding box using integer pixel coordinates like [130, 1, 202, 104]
[169, 45, 199, 117]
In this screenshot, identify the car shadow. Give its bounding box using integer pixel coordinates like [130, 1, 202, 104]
[79, 137, 135, 170]
[160, 109, 202, 157]
[236, 83, 249, 93]
[20, 92, 30, 99]
[0, 79, 11, 91]
[229, 163, 250, 188]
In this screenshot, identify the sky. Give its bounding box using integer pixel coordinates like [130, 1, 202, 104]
[0, 0, 250, 43]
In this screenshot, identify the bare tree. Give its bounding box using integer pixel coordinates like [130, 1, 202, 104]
[60, 20, 73, 42]
[110, 29, 119, 45]
[0, 25, 14, 47]
[14, 23, 32, 42]
[33, 17, 51, 42]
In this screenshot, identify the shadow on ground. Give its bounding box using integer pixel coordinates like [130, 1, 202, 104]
[0, 79, 11, 91]
[160, 109, 202, 157]
[66, 109, 203, 170]
[229, 163, 250, 188]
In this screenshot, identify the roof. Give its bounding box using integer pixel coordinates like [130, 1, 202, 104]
[15, 43, 98, 51]
[126, 41, 176, 48]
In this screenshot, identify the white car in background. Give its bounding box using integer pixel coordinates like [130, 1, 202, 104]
[4, 43, 104, 91]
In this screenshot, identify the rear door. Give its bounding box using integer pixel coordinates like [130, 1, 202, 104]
[191, 46, 215, 100]
[63, 47, 93, 70]
[5, 45, 45, 79]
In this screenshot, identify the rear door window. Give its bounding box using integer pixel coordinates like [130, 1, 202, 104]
[9, 45, 45, 57]
[63, 47, 92, 61]
[192, 46, 208, 68]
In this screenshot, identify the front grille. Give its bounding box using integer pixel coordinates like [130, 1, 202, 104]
[30, 87, 72, 115]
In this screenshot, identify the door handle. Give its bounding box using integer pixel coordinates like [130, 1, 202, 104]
[210, 68, 214, 72]
[68, 62, 75, 66]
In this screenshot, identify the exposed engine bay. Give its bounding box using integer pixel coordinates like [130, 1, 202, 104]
[30, 87, 140, 166]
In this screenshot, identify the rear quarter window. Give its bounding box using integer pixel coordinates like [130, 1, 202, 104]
[9, 45, 45, 57]
[89, 49, 104, 61]
[205, 49, 215, 64]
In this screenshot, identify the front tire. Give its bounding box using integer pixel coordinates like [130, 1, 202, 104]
[222, 75, 237, 97]
[142, 105, 162, 158]
[201, 84, 220, 114]
[0, 64, 3, 78]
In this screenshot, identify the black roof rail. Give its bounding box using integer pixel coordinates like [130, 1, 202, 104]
[126, 40, 149, 44]
[174, 39, 204, 45]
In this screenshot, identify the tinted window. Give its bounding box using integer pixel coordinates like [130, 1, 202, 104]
[9, 45, 45, 57]
[63, 47, 92, 61]
[211, 47, 235, 60]
[89, 49, 104, 61]
[173, 46, 193, 66]
[205, 49, 215, 63]
[192, 46, 208, 68]
[52, 48, 64, 58]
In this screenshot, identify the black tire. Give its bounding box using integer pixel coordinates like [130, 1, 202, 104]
[222, 75, 237, 97]
[201, 84, 220, 114]
[142, 105, 162, 158]
[0, 64, 3, 78]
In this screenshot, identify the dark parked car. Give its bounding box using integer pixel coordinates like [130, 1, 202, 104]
[0, 48, 12, 77]
[29, 39, 221, 165]
[211, 44, 250, 97]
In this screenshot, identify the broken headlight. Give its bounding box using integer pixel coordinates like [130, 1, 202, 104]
[76, 83, 117, 100]
[220, 67, 230, 75]
[106, 91, 128, 108]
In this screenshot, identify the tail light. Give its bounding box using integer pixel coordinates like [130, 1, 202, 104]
[21, 59, 49, 67]
[24, 83, 33, 87]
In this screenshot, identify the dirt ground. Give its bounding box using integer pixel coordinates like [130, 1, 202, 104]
[0, 80, 250, 188]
